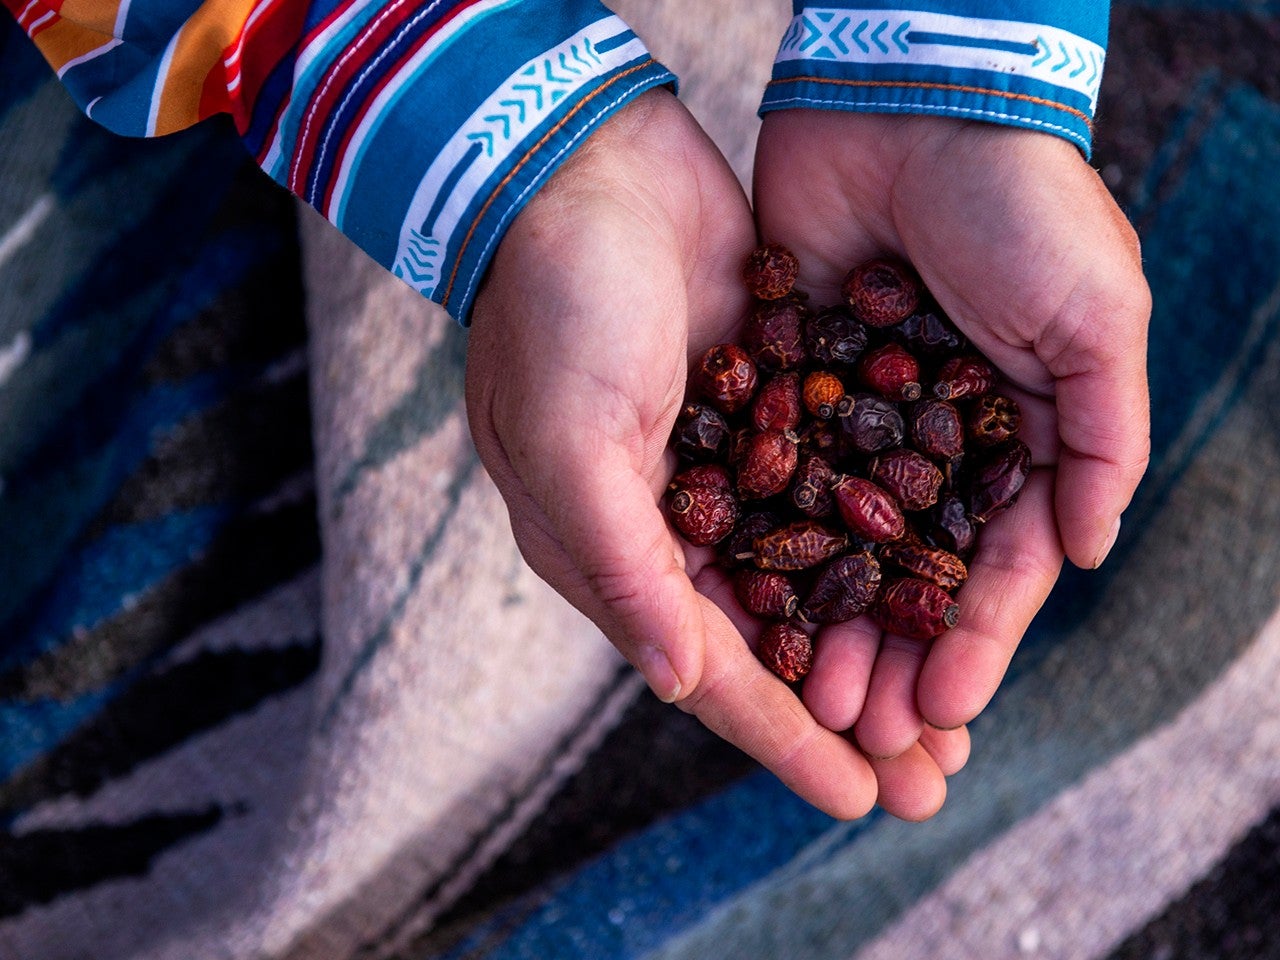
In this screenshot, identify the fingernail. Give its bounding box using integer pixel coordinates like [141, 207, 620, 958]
[637, 646, 682, 703]
[1093, 516, 1122, 568]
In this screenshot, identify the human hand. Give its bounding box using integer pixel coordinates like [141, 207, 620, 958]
[753, 111, 1151, 758]
[467, 90, 966, 821]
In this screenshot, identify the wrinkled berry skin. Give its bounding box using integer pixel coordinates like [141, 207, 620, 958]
[842, 258, 921, 327]
[744, 300, 808, 371]
[880, 540, 968, 591]
[803, 370, 846, 419]
[693, 343, 758, 414]
[966, 394, 1022, 448]
[671, 402, 731, 463]
[735, 568, 799, 619]
[858, 342, 922, 401]
[909, 399, 965, 461]
[872, 448, 944, 511]
[927, 494, 977, 559]
[933, 355, 997, 401]
[667, 474, 738, 547]
[743, 243, 800, 300]
[754, 521, 849, 570]
[967, 439, 1032, 522]
[840, 394, 905, 454]
[751, 371, 803, 433]
[724, 511, 779, 567]
[832, 476, 906, 542]
[674, 463, 732, 492]
[873, 578, 960, 639]
[801, 552, 882, 623]
[758, 622, 813, 681]
[737, 430, 799, 500]
[889, 309, 968, 358]
[805, 306, 868, 365]
[790, 453, 837, 518]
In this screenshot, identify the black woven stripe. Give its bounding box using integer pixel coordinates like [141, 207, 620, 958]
[1107, 803, 1280, 960]
[0, 805, 227, 918]
[0, 639, 319, 818]
[0, 495, 321, 702]
[92, 370, 313, 530]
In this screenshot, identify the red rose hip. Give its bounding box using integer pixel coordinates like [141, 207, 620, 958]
[758, 622, 813, 681]
[735, 569, 800, 619]
[832, 476, 906, 543]
[873, 578, 960, 639]
[842, 258, 921, 327]
[693, 343, 758, 414]
[743, 243, 800, 300]
[857, 342, 922, 401]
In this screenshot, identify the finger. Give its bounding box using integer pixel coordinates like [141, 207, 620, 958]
[853, 634, 927, 760]
[868, 741, 947, 822]
[802, 615, 880, 732]
[678, 596, 880, 820]
[919, 723, 970, 777]
[917, 468, 1064, 729]
[1040, 256, 1152, 569]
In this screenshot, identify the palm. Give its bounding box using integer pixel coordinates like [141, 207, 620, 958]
[754, 110, 1150, 754]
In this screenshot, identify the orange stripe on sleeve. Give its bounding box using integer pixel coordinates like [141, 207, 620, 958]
[152, 0, 259, 134]
[53, 0, 121, 37]
[28, 16, 115, 71]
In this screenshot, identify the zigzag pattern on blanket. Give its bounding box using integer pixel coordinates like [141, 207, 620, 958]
[0, 16, 321, 928]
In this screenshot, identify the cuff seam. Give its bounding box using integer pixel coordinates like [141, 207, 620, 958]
[765, 75, 1091, 128]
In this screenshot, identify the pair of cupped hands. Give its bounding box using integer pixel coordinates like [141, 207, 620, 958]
[466, 88, 1151, 821]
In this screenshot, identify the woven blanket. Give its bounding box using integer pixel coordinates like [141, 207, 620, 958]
[2, 2, 1279, 958]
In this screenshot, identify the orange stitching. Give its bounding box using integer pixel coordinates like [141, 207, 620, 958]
[442, 58, 656, 306]
[767, 76, 1091, 126]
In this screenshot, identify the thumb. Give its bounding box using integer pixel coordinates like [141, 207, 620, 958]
[528, 437, 707, 702]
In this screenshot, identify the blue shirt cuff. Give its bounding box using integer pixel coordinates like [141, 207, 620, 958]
[760, 3, 1109, 157]
[254, 1, 675, 324]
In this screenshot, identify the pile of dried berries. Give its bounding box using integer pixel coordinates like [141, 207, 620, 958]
[666, 245, 1031, 682]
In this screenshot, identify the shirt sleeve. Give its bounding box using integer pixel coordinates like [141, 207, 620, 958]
[5, 0, 675, 322]
[760, 2, 1109, 157]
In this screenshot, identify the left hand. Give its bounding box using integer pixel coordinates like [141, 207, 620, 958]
[753, 110, 1151, 759]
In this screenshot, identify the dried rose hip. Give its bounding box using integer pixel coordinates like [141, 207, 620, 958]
[933, 355, 997, 401]
[880, 540, 968, 591]
[674, 463, 732, 492]
[754, 520, 849, 570]
[889, 308, 968, 358]
[743, 243, 800, 300]
[667, 473, 738, 546]
[858, 342, 922, 402]
[967, 439, 1032, 522]
[873, 578, 960, 639]
[832, 476, 906, 543]
[926, 494, 977, 559]
[871, 448, 944, 511]
[803, 370, 848, 419]
[966, 393, 1022, 448]
[724, 510, 779, 567]
[758, 622, 813, 681]
[693, 343, 758, 414]
[744, 300, 808, 371]
[790, 452, 837, 518]
[801, 552, 882, 623]
[735, 568, 800, 619]
[805, 305, 867, 365]
[909, 399, 965, 461]
[671, 402, 731, 463]
[839, 394, 905, 453]
[751, 371, 803, 433]
[842, 258, 921, 327]
[737, 430, 799, 500]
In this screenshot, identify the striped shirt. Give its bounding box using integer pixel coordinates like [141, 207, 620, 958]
[6, 0, 1108, 321]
